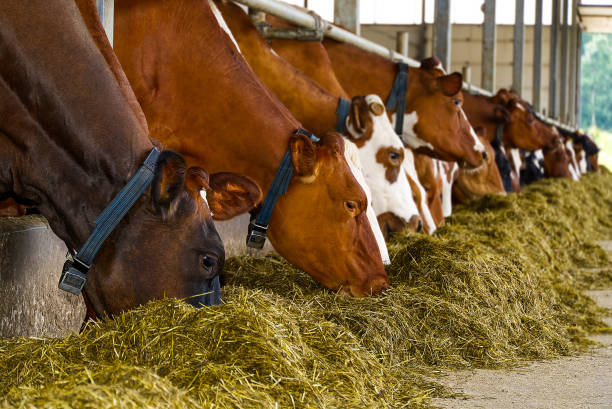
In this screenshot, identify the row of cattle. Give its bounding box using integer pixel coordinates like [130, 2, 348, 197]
[0, 0, 599, 322]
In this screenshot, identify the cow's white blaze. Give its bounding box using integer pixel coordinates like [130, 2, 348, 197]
[565, 141, 581, 181]
[347, 95, 420, 230]
[578, 151, 588, 174]
[509, 148, 522, 181]
[534, 149, 545, 174]
[403, 148, 437, 234]
[343, 141, 391, 265]
[209, 0, 242, 53]
[437, 159, 457, 218]
[392, 111, 435, 151]
[460, 109, 485, 153]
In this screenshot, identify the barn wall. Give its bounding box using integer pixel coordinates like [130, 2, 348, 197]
[360, 24, 553, 116]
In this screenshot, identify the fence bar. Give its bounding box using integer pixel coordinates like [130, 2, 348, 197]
[96, 0, 114, 46]
[513, 0, 525, 94]
[549, 0, 560, 118]
[432, 0, 451, 72]
[334, 0, 360, 35]
[481, 0, 496, 92]
[533, 0, 543, 112]
[233, 0, 576, 132]
[560, 0, 570, 121]
[396, 32, 409, 56]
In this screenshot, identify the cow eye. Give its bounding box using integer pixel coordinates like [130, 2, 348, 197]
[388, 151, 401, 165]
[344, 200, 360, 215]
[200, 254, 218, 271]
[453, 98, 461, 106]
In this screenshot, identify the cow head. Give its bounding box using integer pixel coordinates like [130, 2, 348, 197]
[87, 151, 261, 315]
[492, 89, 557, 150]
[411, 150, 444, 231]
[345, 95, 422, 238]
[542, 128, 573, 178]
[399, 57, 486, 170]
[268, 132, 389, 297]
[453, 132, 505, 202]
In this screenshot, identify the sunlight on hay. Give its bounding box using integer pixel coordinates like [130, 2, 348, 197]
[2, 171, 612, 408]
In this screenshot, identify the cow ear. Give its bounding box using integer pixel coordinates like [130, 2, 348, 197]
[151, 150, 187, 219]
[494, 106, 511, 123]
[290, 132, 317, 182]
[495, 88, 511, 105]
[206, 173, 262, 221]
[185, 167, 210, 193]
[348, 96, 365, 135]
[437, 72, 463, 96]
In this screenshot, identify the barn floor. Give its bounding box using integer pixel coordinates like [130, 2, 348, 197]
[433, 242, 612, 409]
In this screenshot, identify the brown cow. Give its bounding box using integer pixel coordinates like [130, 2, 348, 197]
[1, 0, 261, 317]
[489, 89, 557, 151]
[212, 0, 423, 237]
[322, 43, 486, 169]
[453, 132, 505, 203]
[412, 152, 445, 228]
[114, 0, 390, 296]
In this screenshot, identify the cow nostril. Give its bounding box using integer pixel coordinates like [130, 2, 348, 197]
[380, 282, 389, 293]
[416, 220, 423, 233]
[482, 151, 488, 160]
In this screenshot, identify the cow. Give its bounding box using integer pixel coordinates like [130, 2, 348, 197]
[1, 0, 262, 318]
[542, 127, 573, 179]
[213, 0, 423, 237]
[452, 130, 505, 203]
[113, 0, 390, 296]
[320, 43, 486, 170]
[412, 152, 444, 229]
[572, 131, 600, 172]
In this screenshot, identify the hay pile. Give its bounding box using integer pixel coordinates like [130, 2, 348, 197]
[2, 172, 612, 408]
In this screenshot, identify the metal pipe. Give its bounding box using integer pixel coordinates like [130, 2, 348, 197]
[560, 0, 569, 122]
[334, 0, 360, 35]
[396, 32, 409, 57]
[549, 0, 560, 118]
[481, 0, 496, 93]
[433, 0, 451, 72]
[96, 0, 114, 46]
[513, 0, 525, 94]
[233, 0, 576, 132]
[533, 0, 543, 112]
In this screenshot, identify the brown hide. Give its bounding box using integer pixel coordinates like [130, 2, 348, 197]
[0, 198, 26, 217]
[114, 0, 388, 297]
[0, 0, 258, 317]
[214, 0, 340, 137]
[322, 39, 485, 168]
[453, 135, 505, 203]
[264, 15, 349, 98]
[413, 152, 444, 228]
[491, 89, 557, 150]
[543, 137, 572, 178]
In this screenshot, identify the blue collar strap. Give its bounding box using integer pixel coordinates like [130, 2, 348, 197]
[386, 62, 409, 136]
[336, 97, 351, 134]
[58, 147, 161, 295]
[492, 124, 513, 192]
[246, 128, 320, 249]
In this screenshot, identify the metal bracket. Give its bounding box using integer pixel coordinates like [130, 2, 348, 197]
[250, 9, 326, 42]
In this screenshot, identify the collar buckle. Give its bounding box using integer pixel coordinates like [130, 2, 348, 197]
[246, 220, 268, 249]
[58, 258, 90, 295]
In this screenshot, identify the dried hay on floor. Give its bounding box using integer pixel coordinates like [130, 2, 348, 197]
[2, 172, 612, 408]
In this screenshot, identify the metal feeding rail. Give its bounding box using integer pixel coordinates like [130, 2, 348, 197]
[234, 0, 577, 133]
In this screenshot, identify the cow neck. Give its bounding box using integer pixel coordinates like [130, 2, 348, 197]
[114, 0, 299, 194]
[323, 39, 411, 112]
[216, 1, 339, 137]
[0, 0, 152, 253]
